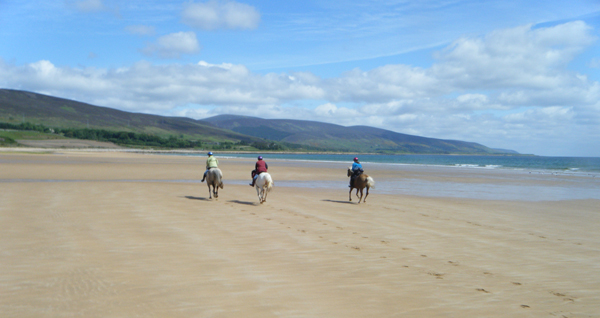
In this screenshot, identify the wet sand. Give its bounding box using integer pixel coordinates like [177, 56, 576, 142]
[1, 151, 599, 317]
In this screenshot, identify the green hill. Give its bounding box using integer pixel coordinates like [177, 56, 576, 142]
[201, 115, 512, 154]
[1, 89, 516, 154]
[0, 89, 260, 144]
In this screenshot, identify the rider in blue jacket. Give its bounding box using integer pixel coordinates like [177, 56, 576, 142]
[349, 157, 363, 187]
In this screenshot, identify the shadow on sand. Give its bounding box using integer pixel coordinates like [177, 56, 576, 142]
[184, 196, 212, 201]
[322, 199, 355, 205]
[228, 200, 258, 206]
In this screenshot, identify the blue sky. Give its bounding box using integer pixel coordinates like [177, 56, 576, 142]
[1, 0, 600, 156]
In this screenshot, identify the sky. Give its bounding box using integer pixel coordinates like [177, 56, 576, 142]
[1, 0, 600, 156]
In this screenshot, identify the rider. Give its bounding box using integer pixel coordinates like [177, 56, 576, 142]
[201, 151, 219, 182]
[349, 157, 363, 188]
[250, 155, 268, 186]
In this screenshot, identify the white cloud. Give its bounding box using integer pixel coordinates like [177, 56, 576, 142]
[142, 32, 201, 59]
[66, 0, 106, 13]
[1, 21, 599, 155]
[431, 21, 596, 90]
[125, 25, 156, 36]
[182, 0, 260, 30]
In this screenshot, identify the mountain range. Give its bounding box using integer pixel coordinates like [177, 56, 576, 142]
[0, 89, 516, 154]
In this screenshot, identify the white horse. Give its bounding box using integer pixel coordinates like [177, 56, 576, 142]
[254, 172, 273, 204]
[205, 168, 224, 199]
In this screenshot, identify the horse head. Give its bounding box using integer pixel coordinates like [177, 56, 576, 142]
[347, 167, 353, 177]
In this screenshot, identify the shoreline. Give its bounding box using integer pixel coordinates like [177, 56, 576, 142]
[2, 145, 536, 156]
[2, 146, 600, 181]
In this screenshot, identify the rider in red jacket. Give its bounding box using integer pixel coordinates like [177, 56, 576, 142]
[250, 156, 268, 186]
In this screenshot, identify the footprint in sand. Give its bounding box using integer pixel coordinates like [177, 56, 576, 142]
[428, 272, 444, 279]
[476, 288, 490, 293]
[550, 291, 574, 302]
[512, 282, 522, 285]
[520, 305, 530, 308]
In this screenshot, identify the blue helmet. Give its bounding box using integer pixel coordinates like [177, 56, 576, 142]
[258, 156, 263, 160]
[208, 152, 213, 156]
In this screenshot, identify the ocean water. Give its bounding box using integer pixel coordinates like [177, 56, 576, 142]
[194, 153, 600, 201]
[220, 153, 600, 174]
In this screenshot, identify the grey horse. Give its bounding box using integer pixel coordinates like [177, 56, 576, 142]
[205, 168, 224, 199]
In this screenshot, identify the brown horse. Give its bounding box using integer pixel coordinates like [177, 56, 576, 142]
[347, 167, 375, 204]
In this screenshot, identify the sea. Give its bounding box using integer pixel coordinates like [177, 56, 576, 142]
[220, 153, 600, 174]
[187, 153, 600, 201]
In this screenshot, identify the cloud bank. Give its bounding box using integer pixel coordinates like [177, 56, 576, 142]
[181, 0, 261, 30]
[66, 0, 106, 13]
[1, 21, 598, 156]
[141, 32, 201, 59]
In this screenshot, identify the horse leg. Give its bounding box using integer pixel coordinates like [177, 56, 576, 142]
[256, 186, 261, 203]
[363, 187, 369, 203]
[358, 188, 364, 204]
[208, 184, 212, 199]
[263, 188, 268, 203]
[349, 187, 353, 201]
[214, 186, 218, 199]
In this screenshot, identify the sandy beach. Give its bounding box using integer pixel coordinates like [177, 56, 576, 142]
[1, 151, 599, 317]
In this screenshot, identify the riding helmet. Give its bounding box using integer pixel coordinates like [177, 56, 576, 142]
[258, 156, 263, 160]
[353, 157, 359, 162]
[208, 151, 213, 156]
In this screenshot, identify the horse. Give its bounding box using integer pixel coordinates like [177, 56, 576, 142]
[205, 168, 224, 199]
[254, 172, 273, 204]
[347, 167, 375, 204]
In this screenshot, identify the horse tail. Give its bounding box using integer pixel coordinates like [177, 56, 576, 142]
[265, 174, 273, 192]
[215, 169, 224, 188]
[366, 176, 375, 189]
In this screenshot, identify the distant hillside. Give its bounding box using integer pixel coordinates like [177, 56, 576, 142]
[201, 115, 514, 154]
[0, 89, 260, 143]
[0, 89, 516, 154]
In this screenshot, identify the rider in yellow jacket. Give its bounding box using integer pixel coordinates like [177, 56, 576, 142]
[201, 152, 219, 182]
